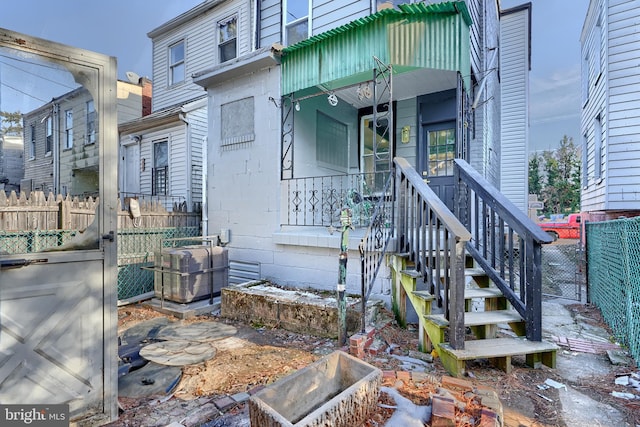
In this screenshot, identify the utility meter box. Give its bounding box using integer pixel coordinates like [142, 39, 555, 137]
[154, 245, 229, 303]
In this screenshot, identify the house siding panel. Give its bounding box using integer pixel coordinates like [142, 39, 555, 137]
[582, 0, 640, 212]
[312, 0, 369, 35]
[260, 0, 281, 47]
[499, 6, 530, 213]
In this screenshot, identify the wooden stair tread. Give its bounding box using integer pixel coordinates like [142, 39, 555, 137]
[425, 310, 522, 327]
[464, 287, 504, 299]
[412, 290, 436, 301]
[400, 269, 423, 278]
[439, 338, 558, 360]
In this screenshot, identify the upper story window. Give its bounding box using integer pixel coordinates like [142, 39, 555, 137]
[169, 41, 185, 85]
[581, 52, 589, 106]
[219, 15, 238, 63]
[29, 124, 36, 159]
[45, 116, 52, 154]
[64, 109, 73, 149]
[376, 0, 418, 11]
[285, 0, 309, 45]
[594, 114, 603, 180]
[86, 100, 96, 144]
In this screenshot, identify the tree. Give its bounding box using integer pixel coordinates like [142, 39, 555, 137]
[536, 135, 581, 215]
[528, 153, 542, 196]
[0, 110, 23, 135]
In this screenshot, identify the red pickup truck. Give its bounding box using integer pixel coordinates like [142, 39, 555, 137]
[539, 213, 582, 241]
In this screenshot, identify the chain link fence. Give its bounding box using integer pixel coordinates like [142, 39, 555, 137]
[117, 226, 201, 301]
[541, 240, 585, 301]
[587, 216, 640, 367]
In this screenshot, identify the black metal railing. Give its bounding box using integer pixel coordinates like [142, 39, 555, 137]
[395, 157, 471, 349]
[281, 172, 391, 227]
[454, 158, 552, 341]
[358, 172, 395, 331]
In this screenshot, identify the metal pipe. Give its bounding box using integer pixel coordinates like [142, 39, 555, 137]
[337, 208, 352, 346]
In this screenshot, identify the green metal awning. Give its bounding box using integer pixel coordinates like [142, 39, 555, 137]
[281, 1, 472, 96]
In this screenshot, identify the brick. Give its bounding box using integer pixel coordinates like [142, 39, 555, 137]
[382, 370, 396, 381]
[213, 396, 235, 411]
[231, 391, 250, 403]
[479, 408, 500, 427]
[248, 385, 265, 395]
[431, 395, 456, 427]
[441, 375, 473, 392]
[396, 371, 411, 383]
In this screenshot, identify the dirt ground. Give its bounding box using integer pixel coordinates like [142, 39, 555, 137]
[115, 302, 639, 427]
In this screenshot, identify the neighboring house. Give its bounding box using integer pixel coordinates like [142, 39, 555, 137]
[118, 0, 240, 213]
[580, 0, 640, 221]
[190, 0, 532, 297]
[0, 133, 23, 193]
[22, 79, 149, 196]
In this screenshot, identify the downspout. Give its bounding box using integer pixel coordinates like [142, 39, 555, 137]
[179, 112, 192, 211]
[52, 103, 60, 194]
[201, 135, 208, 236]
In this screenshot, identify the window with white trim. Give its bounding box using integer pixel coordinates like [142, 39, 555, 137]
[152, 140, 169, 196]
[582, 133, 588, 187]
[64, 109, 73, 149]
[284, 0, 309, 45]
[594, 115, 602, 180]
[45, 116, 52, 154]
[86, 99, 96, 144]
[218, 15, 237, 63]
[376, 0, 419, 11]
[169, 41, 185, 85]
[29, 124, 35, 159]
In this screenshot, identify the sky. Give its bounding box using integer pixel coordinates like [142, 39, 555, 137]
[1, 0, 589, 153]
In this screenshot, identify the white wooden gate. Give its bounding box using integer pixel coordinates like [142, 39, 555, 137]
[0, 29, 118, 424]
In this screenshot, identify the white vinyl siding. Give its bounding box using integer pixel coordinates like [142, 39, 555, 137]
[499, 5, 530, 213]
[150, 0, 252, 111]
[260, 0, 281, 47]
[312, 0, 369, 36]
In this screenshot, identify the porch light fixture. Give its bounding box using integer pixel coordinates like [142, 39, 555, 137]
[295, 101, 300, 111]
[357, 83, 372, 100]
[327, 92, 338, 107]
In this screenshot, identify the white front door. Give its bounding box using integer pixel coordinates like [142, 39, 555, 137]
[0, 29, 118, 424]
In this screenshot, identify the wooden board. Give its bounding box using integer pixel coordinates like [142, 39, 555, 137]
[439, 338, 558, 360]
[425, 310, 522, 328]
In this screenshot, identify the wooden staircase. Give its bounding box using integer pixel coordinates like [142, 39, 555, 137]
[390, 253, 557, 377]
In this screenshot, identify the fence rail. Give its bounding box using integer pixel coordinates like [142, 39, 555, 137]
[586, 217, 640, 367]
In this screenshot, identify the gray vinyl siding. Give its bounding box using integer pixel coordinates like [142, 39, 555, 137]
[394, 99, 417, 166]
[116, 81, 144, 124]
[151, 0, 252, 111]
[312, 0, 370, 35]
[581, 0, 640, 212]
[467, 0, 483, 78]
[188, 106, 207, 209]
[499, 5, 530, 213]
[260, 0, 281, 46]
[22, 109, 53, 192]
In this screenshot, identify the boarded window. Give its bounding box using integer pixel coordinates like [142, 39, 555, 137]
[221, 97, 254, 147]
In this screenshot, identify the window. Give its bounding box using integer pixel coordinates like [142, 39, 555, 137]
[376, 0, 419, 11]
[361, 114, 390, 190]
[594, 17, 602, 84]
[86, 100, 96, 144]
[594, 115, 602, 180]
[284, 0, 309, 45]
[316, 111, 348, 172]
[29, 124, 36, 159]
[45, 116, 52, 154]
[64, 109, 73, 149]
[169, 41, 185, 85]
[581, 52, 589, 105]
[428, 128, 456, 176]
[218, 15, 237, 63]
[152, 140, 168, 196]
[221, 97, 254, 146]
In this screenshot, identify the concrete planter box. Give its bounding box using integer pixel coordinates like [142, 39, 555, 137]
[221, 281, 361, 338]
[249, 350, 382, 427]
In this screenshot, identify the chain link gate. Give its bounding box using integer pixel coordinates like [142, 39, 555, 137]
[541, 239, 585, 301]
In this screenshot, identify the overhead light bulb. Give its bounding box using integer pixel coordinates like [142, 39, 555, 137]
[295, 101, 300, 111]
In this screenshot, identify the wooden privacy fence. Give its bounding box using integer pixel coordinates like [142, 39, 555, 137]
[0, 191, 200, 232]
